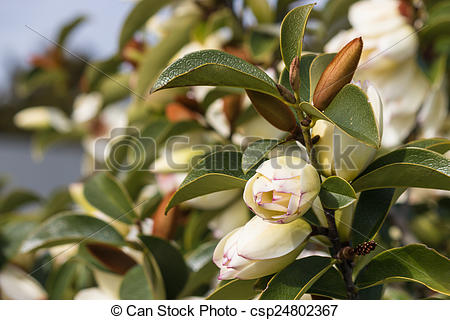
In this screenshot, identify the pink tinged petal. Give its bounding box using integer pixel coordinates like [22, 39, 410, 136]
[234, 244, 306, 280]
[252, 175, 273, 196]
[218, 267, 239, 280]
[212, 228, 242, 267]
[271, 177, 302, 194]
[286, 193, 302, 216]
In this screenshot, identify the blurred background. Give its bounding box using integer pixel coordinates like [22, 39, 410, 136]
[0, 0, 135, 195]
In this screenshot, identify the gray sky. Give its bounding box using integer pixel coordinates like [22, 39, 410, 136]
[0, 0, 134, 87]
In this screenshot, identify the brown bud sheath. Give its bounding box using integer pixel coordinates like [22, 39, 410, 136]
[276, 83, 297, 104]
[289, 56, 300, 93]
[313, 37, 363, 110]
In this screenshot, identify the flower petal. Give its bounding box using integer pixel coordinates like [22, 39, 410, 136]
[237, 216, 311, 260]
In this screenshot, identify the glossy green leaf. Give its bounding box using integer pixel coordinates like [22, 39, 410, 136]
[259, 256, 334, 299]
[179, 241, 218, 298]
[166, 151, 253, 212]
[151, 50, 280, 98]
[139, 236, 189, 299]
[352, 147, 450, 192]
[84, 173, 137, 224]
[298, 53, 317, 102]
[242, 139, 282, 174]
[207, 279, 258, 300]
[350, 188, 402, 246]
[21, 213, 125, 252]
[136, 13, 199, 96]
[302, 84, 379, 147]
[307, 266, 347, 299]
[309, 53, 336, 101]
[119, 265, 153, 299]
[245, 90, 297, 131]
[405, 138, 450, 155]
[356, 244, 450, 295]
[319, 176, 357, 210]
[119, 0, 169, 49]
[280, 4, 315, 69]
[141, 246, 166, 299]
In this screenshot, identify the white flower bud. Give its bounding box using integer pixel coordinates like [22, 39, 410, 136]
[213, 216, 311, 280]
[311, 81, 383, 181]
[14, 106, 71, 132]
[243, 156, 320, 223]
[0, 264, 47, 299]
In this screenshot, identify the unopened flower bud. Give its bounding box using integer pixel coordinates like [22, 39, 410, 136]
[311, 81, 382, 181]
[213, 216, 311, 280]
[313, 37, 363, 110]
[243, 156, 320, 223]
[276, 83, 297, 104]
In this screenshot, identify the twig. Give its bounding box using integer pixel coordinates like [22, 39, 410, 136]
[324, 208, 358, 299]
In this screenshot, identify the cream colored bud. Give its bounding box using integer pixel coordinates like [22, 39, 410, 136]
[243, 156, 320, 223]
[213, 216, 311, 280]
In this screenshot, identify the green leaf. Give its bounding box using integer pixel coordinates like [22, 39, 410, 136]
[179, 241, 218, 298]
[307, 266, 347, 299]
[48, 259, 79, 299]
[309, 53, 336, 101]
[279, 4, 315, 69]
[84, 173, 137, 224]
[356, 244, 450, 295]
[139, 236, 189, 299]
[299, 53, 317, 102]
[350, 188, 402, 246]
[352, 147, 450, 192]
[242, 139, 282, 174]
[278, 53, 317, 101]
[119, 265, 153, 299]
[141, 247, 166, 299]
[302, 84, 379, 147]
[166, 151, 253, 212]
[319, 176, 357, 210]
[136, 13, 199, 96]
[119, 0, 169, 49]
[21, 213, 125, 252]
[259, 256, 334, 299]
[151, 49, 280, 99]
[207, 279, 258, 300]
[405, 138, 450, 155]
[0, 189, 40, 213]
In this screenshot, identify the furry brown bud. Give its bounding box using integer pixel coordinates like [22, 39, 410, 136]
[276, 83, 296, 104]
[289, 56, 300, 93]
[313, 37, 363, 110]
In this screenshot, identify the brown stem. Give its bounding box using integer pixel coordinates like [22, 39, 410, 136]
[324, 208, 358, 299]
